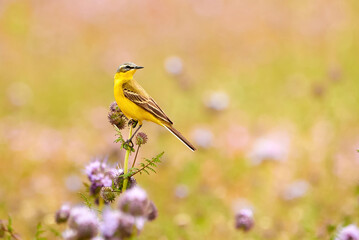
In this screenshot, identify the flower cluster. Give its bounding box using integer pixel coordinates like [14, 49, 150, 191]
[56, 186, 157, 240]
[102, 186, 157, 239]
[335, 224, 359, 240]
[61, 206, 100, 240]
[85, 159, 119, 195]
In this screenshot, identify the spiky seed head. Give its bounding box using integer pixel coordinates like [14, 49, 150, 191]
[100, 187, 116, 203]
[136, 132, 148, 146]
[108, 112, 127, 130]
[55, 204, 71, 224]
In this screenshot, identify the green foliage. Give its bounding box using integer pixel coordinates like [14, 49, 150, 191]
[126, 152, 164, 177]
[33, 223, 46, 240]
[78, 192, 93, 209]
[114, 125, 135, 152]
[6, 217, 12, 235]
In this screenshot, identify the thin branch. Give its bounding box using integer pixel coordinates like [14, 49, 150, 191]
[0, 222, 22, 240]
[129, 155, 161, 177]
[132, 145, 141, 168]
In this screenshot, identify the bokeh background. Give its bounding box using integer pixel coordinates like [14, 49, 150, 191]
[1, 0, 359, 239]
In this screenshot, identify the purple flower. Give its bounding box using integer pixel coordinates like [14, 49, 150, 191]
[101, 209, 135, 239]
[235, 209, 254, 232]
[336, 224, 359, 240]
[85, 159, 121, 195]
[118, 187, 148, 216]
[55, 204, 71, 224]
[62, 229, 77, 240]
[68, 206, 99, 239]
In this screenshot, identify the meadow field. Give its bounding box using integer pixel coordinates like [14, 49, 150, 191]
[1, 0, 359, 239]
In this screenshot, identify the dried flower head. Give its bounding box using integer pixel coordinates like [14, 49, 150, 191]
[55, 204, 71, 224]
[235, 209, 254, 232]
[108, 102, 127, 129]
[136, 132, 148, 146]
[336, 224, 359, 240]
[108, 112, 127, 130]
[68, 206, 99, 239]
[101, 209, 135, 239]
[118, 186, 149, 216]
[100, 187, 116, 203]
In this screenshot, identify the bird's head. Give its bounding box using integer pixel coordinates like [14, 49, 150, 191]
[115, 62, 144, 81]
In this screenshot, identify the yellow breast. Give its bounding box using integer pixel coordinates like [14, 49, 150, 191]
[114, 80, 161, 125]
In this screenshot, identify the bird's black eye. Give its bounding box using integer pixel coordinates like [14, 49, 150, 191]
[126, 65, 132, 69]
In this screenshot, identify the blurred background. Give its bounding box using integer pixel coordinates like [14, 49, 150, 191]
[1, 0, 359, 239]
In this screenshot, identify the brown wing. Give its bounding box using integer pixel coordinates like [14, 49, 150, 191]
[123, 87, 173, 125]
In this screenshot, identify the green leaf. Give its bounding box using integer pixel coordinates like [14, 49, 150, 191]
[78, 192, 92, 208]
[7, 216, 12, 233]
[34, 222, 46, 240]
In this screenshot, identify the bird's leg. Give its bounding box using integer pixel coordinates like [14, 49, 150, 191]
[125, 122, 142, 148]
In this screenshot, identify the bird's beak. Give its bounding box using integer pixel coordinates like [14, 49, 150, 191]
[135, 66, 144, 69]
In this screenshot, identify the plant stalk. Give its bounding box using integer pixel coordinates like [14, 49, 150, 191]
[132, 145, 141, 168]
[122, 125, 133, 192]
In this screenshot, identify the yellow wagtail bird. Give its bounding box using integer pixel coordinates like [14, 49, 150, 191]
[114, 62, 196, 152]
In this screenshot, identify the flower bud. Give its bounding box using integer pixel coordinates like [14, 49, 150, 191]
[146, 201, 158, 221]
[235, 209, 254, 232]
[135, 132, 148, 146]
[55, 204, 71, 224]
[100, 187, 116, 203]
[118, 186, 148, 216]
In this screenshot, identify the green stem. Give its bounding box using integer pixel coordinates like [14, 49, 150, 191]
[122, 125, 133, 192]
[98, 197, 104, 212]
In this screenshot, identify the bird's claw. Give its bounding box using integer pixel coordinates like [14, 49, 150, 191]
[124, 139, 134, 148]
[128, 119, 138, 128]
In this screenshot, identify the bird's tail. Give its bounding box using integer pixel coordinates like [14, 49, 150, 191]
[163, 125, 196, 152]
